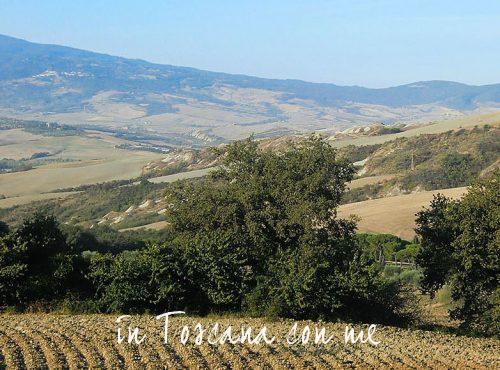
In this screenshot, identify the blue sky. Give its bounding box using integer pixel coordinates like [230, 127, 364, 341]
[1, 0, 499, 87]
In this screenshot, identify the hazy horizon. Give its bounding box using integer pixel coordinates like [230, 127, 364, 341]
[1, 0, 499, 88]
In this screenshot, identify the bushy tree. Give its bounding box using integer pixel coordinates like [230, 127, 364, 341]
[396, 243, 421, 265]
[356, 233, 409, 263]
[0, 213, 75, 307]
[89, 251, 150, 313]
[166, 136, 398, 320]
[416, 172, 499, 335]
[183, 230, 252, 310]
[415, 194, 458, 295]
[89, 243, 197, 313]
[448, 174, 499, 334]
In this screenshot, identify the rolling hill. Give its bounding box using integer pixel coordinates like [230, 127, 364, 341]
[1, 113, 498, 239]
[1, 34, 500, 141]
[338, 187, 467, 240]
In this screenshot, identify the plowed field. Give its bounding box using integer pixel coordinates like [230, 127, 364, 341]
[0, 314, 498, 369]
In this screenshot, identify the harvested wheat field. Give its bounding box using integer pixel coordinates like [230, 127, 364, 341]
[338, 187, 467, 240]
[0, 314, 498, 369]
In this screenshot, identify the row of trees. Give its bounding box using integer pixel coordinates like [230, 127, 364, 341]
[356, 234, 420, 266]
[0, 136, 497, 336]
[0, 137, 412, 324]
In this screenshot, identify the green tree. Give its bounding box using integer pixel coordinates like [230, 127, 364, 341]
[356, 233, 408, 263]
[182, 230, 251, 310]
[416, 173, 499, 334]
[415, 193, 458, 296]
[166, 136, 399, 320]
[395, 243, 421, 265]
[89, 251, 148, 313]
[89, 243, 195, 313]
[448, 174, 499, 334]
[0, 213, 74, 307]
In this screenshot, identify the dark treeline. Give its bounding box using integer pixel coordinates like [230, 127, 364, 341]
[0, 137, 498, 336]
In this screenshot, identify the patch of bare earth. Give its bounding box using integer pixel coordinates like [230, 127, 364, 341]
[0, 314, 498, 369]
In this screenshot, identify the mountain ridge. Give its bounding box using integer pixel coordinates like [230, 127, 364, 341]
[0, 34, 496, 89]
[1, 33, 500, 140]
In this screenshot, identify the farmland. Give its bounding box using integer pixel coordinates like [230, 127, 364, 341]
[0, 154, 160, 198]
[0, 314, 498, 369]
[338, 187, 467, 240]
[0, 128, 164, 198]
[0, 192, 77, 209]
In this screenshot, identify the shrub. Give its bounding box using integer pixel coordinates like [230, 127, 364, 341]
[416, 172, 500, 335]
[383, 265, 402, 278]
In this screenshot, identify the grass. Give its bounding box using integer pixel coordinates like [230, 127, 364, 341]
[347, 174, 396, 190]
[118, 220, 169, 232]
[148, 167, 213, 184]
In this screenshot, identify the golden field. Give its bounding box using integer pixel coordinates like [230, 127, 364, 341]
[0, 131, 164, 198]
[338, 187, 467, 240]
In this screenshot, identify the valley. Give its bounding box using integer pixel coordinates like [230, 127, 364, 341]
[0, 124, 165, 197]
[1, 5, 499, 368]
[1, 111, 498, 240]
[2, 35, 500, 142]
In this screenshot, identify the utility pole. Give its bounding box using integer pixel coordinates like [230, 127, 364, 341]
[410, 150, 415, 171]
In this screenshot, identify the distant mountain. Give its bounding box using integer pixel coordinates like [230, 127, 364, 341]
[1, 34, 499, 141]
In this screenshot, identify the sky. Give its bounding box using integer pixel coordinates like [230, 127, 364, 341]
[1, 0, 499, 88]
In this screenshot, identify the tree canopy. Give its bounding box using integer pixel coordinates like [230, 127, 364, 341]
[416, 171, 499, 335]
[165, 136, 398, 319]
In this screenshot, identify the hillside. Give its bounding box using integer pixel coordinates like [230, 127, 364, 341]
[329, 110, 500, 148]
[1, 114, 498, 236]
[144, 115, 500, 192]
[2, 34, 500, 141]
[338, 187, 467, 240]
[341, 124, 499, 203]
